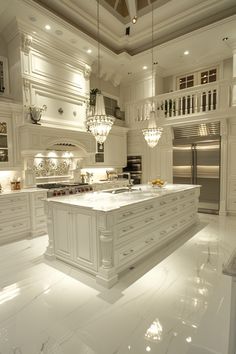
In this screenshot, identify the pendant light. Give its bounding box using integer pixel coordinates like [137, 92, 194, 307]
[86, 0, 114, 145]
[142, 3, 163, 148]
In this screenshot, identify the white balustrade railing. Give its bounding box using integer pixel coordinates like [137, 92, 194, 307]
[126, 80, 231, 127]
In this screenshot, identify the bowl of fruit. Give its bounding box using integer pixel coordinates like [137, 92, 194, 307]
[151, 179, 166, 188]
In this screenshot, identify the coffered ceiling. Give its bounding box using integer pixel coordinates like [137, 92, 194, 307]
[32, 0, 236, 55]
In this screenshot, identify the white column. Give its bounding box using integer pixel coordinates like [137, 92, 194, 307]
[232, 49, 236, 106]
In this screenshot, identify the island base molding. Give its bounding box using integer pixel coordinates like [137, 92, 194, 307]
[45, 185, 201, 288]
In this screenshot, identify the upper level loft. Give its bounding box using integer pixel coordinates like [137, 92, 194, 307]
[124, 64, 236, 129]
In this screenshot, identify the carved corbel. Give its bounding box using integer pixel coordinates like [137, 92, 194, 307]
[83, 64, 91, 79]
[21, 34, 32, 54]
[23, 78, 30, 103]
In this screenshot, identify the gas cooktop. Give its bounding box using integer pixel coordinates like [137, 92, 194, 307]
[37, 183, 88, 189]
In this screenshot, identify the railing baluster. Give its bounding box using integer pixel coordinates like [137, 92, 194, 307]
[194, 93, 198, 113]
[206, 91, 209, 111]
[180, 97, 183, 115]
[176, 97, 179, 117]
[210, 90, 213, 110]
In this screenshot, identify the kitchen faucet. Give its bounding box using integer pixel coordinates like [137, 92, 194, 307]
[119, 172, 133, 191]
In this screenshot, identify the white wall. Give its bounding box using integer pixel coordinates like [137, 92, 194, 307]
[90, 74, 120, 100]
[0, 35, 7, 57]
[223, 58, 233, 80]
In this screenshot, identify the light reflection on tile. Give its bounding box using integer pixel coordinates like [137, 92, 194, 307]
[0, 214, 235, 354]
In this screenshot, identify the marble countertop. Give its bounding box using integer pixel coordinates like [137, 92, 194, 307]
[46, 184, 200, 212]
[0, 188, 47, 196]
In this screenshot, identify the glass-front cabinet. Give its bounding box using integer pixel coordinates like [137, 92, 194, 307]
[0, 121, 11, 165]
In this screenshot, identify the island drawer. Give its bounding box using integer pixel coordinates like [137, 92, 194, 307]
[179, 189, 197, 201]
[157, 204, 179, 222]
[116, 201, 156, 223]
[116, 211, 157, 243]
[158, 194, 179, 208]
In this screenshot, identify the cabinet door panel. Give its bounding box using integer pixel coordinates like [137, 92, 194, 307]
[73, 212, 97, 270]
[53, 208, 72, 259]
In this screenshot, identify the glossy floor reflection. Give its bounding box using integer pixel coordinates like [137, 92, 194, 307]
[0, 214, 235, 354]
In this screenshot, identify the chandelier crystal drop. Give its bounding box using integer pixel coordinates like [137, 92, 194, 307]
[142, 110, 163, 148]
[86, 0, 114, 144]
[142, 3, 163, 148]
[86, 94, 114, 145]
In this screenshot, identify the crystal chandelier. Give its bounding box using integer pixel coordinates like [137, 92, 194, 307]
[142, 3, 163, 148]
[86, 0, 114, 144]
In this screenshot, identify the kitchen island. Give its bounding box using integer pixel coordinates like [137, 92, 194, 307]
[44, 184, 200, 287]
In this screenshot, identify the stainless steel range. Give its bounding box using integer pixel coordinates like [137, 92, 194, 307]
[37, 183, 93, 197]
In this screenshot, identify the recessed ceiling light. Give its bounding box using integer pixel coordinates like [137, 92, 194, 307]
[132, 16, 137, 24]
[143, 66, 148, 70]
[45, 25, 51, 30]
[184, 50, 189, 55]
[87, 49, 92, 54]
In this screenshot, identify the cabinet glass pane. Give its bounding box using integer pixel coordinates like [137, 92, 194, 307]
[0, 135, 7, 148]
[0, 149, 8, 162]
[0, 122, 7, 133]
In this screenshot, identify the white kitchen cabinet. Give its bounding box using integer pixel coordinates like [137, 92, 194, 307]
[0, 189, 47, 245]
[29, 190, 47, 237]
[0, 118, 13, 168]
[71, 207, 97, 271]
[53, 204, 97, 271]
[53, 205, 73, 260]
[0, 193, 30, 244]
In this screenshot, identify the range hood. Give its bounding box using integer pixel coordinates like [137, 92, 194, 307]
[20, 124, 96, 156]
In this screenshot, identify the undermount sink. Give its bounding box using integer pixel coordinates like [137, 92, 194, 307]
[102, 188, 138, 194]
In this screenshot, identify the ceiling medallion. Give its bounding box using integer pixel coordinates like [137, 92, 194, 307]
[86, 0, 114, 145]
[142, 4, 163, 148]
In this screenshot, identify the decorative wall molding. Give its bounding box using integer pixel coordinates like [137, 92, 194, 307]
[21, 33, 32, 54]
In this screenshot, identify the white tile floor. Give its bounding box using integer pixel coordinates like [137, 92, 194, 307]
[0, 213, 235, 354]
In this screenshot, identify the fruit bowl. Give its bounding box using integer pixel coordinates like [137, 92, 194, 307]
[151, 179, 166, 188]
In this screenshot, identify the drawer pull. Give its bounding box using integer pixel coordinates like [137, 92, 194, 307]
[122, 225, 134, 233]
[122, 211, 134, 217]
[13, 223, 22, 227]
[145, 217, 154, 223]
[145, 205, 153, 210]
[160, 201, 166, 206]
[123, 249, 134, 256]
[160, 212, 167, 217]
[145, 237, 154, 244]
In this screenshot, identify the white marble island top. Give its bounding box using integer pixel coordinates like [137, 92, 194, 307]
[47, 184, 200, 211]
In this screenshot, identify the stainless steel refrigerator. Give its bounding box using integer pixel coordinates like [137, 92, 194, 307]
[173, 123, 220, 214]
